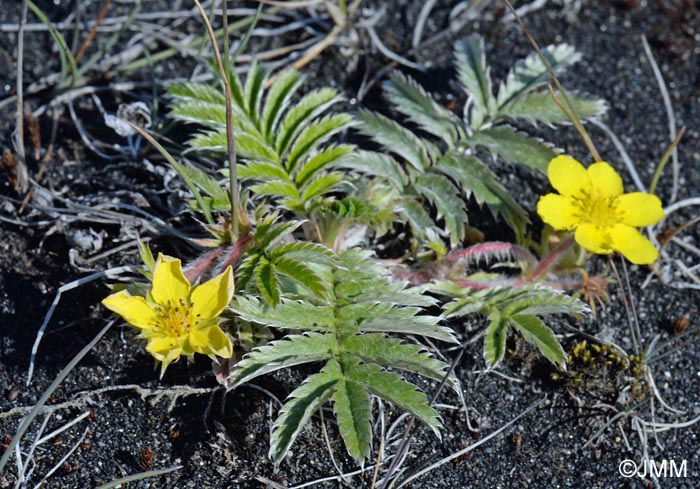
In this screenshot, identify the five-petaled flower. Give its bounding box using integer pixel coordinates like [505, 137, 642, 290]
[537, 155, 665, 265]
[102, 254, 234, 376]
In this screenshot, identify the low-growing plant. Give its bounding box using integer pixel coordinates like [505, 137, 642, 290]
[229, 249, 457, 465]
[345, 35, 606, 247]
[430, 281, 588, 369]
[168, 62, 356, 240]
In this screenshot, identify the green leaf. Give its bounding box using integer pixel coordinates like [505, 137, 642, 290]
[231, 296, 336, 332]
[255, 218, 305, 251]
[262, 68, 302, 139]
[226, 66, 247, 112]
[436, 151, 528, 235]
[510, 315, 566, 369]
[439, 285, 586, 368]
[235, 253, 260, 292]
[468, 126, 558, 173]
[503, 289, 589, 317]
[414, 173, 465, 244]
[254, 256, 281, 305]
[244, 59, 268, 125]
[276, 88, 340, 156]
[229, 332, 337, 387]
[399, 197, 435, 237]
[484, 310, 508, 368]
[497, 43, 580, 109]
[170, 100, 226, 128]
[384, 72, 463, 145]
[349, 364, 441, 435]
[190, 130, 279, 163]
[287, 114, 354, 173]
[343, 334, 452, 387]
[174, 162, 231, 211]
[332, 377, 372, 461]
[361, 310, 457, 343]
[454, 36, 496, 129]
[268, 241, 335, 264]
[499, 91, 606, 126]
[270, 366, 339, 466]
[273, 256, 328, 299]
[168, 82, 226, 105]
[295, 144, 354, 186]
[238, 161, 290, 181]
[249, 180, 301, 200]
[355, 110, 430, 172]
[301, 172, 344, 205]
[339, 150, 408, 189]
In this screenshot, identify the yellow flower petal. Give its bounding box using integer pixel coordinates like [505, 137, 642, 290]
[616, 192, 665, 227]
[548, 155, 590, 196]
[102, 291, 157, 329]
[151, 254, 191, 307]
[610, 224, 659, 264]
[574, 223, 613, 254]
[587, 162, 623, 198]
[146, 337, 183, 377]
[537, 194, 581, 230]
[188, 326, 233, 357]
[190, 266, 234, 321]
[146, 336, 184, 376]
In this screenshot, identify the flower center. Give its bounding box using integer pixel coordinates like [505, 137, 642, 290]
[157, 299, 193, 338]
[575, 192, 620, 228]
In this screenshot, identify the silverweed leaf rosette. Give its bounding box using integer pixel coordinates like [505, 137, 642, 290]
[537, 155, 665, 264]
[102, 253, 234, 376]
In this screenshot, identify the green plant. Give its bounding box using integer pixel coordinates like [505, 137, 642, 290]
[347, 36, 606, 247]
[235, 213, 334, 305]
[228, 250, 457, 465]
[431, 281, 588, 369]
[168, 62, 354, 227]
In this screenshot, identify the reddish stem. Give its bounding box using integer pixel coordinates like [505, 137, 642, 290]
[184, 246, 225, 282]
[217, 232, 253, 274]
[527, 234, 576, 283]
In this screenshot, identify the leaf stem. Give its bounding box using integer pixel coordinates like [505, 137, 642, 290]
[527, 234, 576, 282]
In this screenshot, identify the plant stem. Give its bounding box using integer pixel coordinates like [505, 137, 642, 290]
[527, 234, 576, 282]
[193, 0, 239, 237]
[221, 0, 239, 238]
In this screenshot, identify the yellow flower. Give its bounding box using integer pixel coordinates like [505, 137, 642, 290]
[102, 253, 234, 376]
[537, 155, 665, 265]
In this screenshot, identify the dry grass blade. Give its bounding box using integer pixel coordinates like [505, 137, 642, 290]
[73, 0, 113, 65]
[26, 266, 137, 385]
[14, 0, 30, 194]
[503, 0, 601, 162]
[95, 465, 183, 489]
[641, 34, 679, 203]
[0, 320, 115, 474]
[393, 399, 543, 488]
[192, 0, 240, 236]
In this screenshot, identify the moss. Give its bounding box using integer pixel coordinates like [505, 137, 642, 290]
[552, 341, 648, 406]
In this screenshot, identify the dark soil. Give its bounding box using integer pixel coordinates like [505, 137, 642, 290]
[1, 1, 700, 488]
